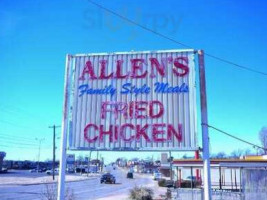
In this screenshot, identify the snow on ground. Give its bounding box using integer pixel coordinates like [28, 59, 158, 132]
[0, 170, 99, 185]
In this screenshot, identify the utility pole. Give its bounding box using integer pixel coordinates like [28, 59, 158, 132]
[49, 125, 61, 180]
[87, 150, 92, 177]
[36, 138, 45, 173]
[169, 151, 173, 181]
[97, 150, 99, 172]
[101, 157, 104, 172]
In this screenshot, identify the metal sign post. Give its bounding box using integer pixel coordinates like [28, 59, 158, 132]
[57, 55, 71, 200]
[198, 50, 212, 200]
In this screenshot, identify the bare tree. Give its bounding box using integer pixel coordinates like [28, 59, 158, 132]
[77, 155, 84, 165]
[244, 148, 252, 156]
[40, 183, 75, 200]
[215, 152, 227, 159]
[230, 149, 243, 158]
[259, 127, 267, 154]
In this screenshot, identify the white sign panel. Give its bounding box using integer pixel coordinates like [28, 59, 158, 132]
[65, 49, 197, 151]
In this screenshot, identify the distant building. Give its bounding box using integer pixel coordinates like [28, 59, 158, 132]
[0, 152, 6, 171]
[169, 157, 267, 189]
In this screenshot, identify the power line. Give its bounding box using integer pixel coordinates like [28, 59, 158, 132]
[0, 139, 39, 146]
[0, 144, 40, 150]
[0, 132, 38, 141]
[0, 135, 36, 142]
[0, 104, 47, 121]
[87, 0, 267, 77]
[0, 119, 45, 133]
[204, 123, 266, 151]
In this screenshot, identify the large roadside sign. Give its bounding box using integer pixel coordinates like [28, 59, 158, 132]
[63, 49, 197, 151]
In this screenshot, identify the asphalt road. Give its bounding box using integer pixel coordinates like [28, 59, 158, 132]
[0, 167, 164, 200]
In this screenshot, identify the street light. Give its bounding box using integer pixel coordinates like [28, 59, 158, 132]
[36, 138, 45, 172]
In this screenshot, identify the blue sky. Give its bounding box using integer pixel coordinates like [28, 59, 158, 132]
[0, 0, 267, 162]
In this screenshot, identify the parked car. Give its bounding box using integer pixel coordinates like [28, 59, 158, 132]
[158, 179, 174, 188]
[153, 172, 162, 180]
[29, 169, 37, 173]
[67, 168, 75, 173]
[46, 169, 59, 175]
[165, 180, 174, 188]
[29, 168, 42, 173]
[100, 173, 116, 184]
[127, 172, 133, 179]
[1, 168, 8, 173]
[75, 167, 85, 173]
[184, 176, 197, 182]
[180, 177, 201, 188]
[41, 168, 47, 172]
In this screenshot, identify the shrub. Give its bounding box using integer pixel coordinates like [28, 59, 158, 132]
[129, 186, 154, 200]
[158, 179, 166, 187]
[40, 183, 75, 200]
[180, 180, 201, 188]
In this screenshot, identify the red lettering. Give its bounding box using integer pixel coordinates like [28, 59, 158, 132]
[116, 60, 128, 79]
[149, 101, 164, 118]
[136, 124, 150, 142]
[135, 101, 147, 119]
[120, 123, 135, 142]
[84, 124, 98, 142]
[99, 125, 113, 142]
[149, 58, 166, 78]
[101, 102, 128, 119]
[99, 60, 113, 79]
[79, 61, 97, 80]
[129, 101, 134, 119]
[173, 57, 189, 77]
[101, 102, 112, 119]
[130, 59, 147, 78]
[83, 123, 183, 144]
[152, 124, 166, 142]
[167, 124, 182, 142]
[114, 125, 119, 141]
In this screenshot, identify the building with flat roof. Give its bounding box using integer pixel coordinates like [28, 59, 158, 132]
[166, 157, 267, 190]
[0, 152, 6, 172]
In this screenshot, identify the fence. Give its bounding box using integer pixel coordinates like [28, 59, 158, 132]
[171, 188, 203, 200]
[242, 168, 267, 200]
[171, 188, 243, 200]
[171, 168, 267, 200]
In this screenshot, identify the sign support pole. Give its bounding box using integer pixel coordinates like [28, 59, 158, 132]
[198, 50, 212, 200]
[57, 55, 71, 200]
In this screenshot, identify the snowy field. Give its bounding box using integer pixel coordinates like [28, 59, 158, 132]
[0, 169, 98, 185]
